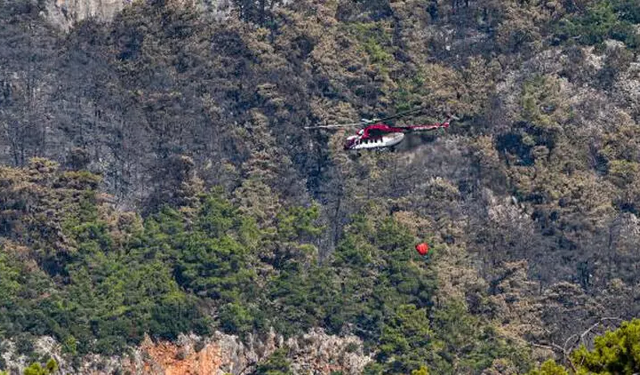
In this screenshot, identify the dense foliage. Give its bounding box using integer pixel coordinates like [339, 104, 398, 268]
[0, 160, 529, 373]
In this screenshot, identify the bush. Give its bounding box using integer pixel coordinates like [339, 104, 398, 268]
[553, 0, 640, 50]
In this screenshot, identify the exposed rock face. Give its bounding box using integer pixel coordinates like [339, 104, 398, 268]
[1, 329, 372, 375]
[44, 0, 234, 30]
[286, 328, 371, 374]
[45, 0, 128, 30]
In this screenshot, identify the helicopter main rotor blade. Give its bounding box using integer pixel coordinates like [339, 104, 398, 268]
[304, 123, 363, 129]
[304, 106, 431, 130]
[374, 106, 428, 123]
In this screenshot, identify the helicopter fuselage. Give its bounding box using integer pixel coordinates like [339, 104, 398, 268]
[343, 121, 449, 151]
[344, 132, 405, 150]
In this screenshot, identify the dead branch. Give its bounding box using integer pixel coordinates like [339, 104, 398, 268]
[579, 317, 623, 347]
[563, 333, 579, 353]
[548, 317, 625, 373]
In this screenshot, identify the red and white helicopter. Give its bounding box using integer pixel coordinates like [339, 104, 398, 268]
[305, 108, 457, 151]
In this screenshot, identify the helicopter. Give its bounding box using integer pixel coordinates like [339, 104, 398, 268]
[305, 108, 457, 151]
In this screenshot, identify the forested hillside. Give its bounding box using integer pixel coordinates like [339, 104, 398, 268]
[1, 0, 640, 373]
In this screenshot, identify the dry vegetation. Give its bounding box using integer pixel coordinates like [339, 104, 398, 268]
[0, 0, 640, 373]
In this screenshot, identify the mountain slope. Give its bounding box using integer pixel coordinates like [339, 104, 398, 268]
[0, 0, 639, 373]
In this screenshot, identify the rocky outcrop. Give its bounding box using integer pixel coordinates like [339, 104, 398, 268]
[45, 0, 128, 30]
[0, 328, 372, 375]
[44, 0, 234, 30]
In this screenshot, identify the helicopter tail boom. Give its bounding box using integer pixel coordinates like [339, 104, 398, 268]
[405, 120, 450, 132]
